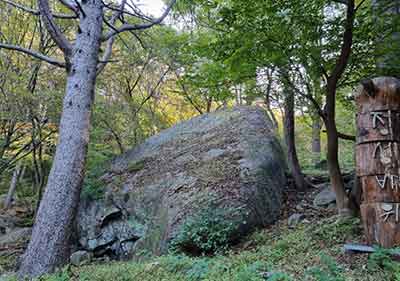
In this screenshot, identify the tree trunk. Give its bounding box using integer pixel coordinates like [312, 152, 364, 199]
[283, 90, 308, 191]
[356, 77, 400, 247]
[3, 161, 22, 210]
[325, 84, 351, 216]
[18, 3, 103, 278]
[311, 111, 321, 166]
[311, 76, 322, 166]
[323, 0, 355, 217]
[264, 72, 279, 130]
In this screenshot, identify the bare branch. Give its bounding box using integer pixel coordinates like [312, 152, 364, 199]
[331, 0, 348, 5]
[0, 0, 77, 19]
[322, 130, 355, 141]
[132, 66, 170, 119]
[97, 0, 127, 74]
[58, 0, 78, 13]
[102, 0, 177, 41]
[38, 0, 73, 59]
[0, 43, 66, 68]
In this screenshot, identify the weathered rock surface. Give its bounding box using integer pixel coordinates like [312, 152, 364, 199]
[70, 250, 93, 266]
[288, 213, 305, 228]
[0, 227, 31, 247]
[77, 106, 286, 259]
[313, 187, 336, 207]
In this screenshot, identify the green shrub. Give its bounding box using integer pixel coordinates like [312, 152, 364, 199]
[368, 248, 400, 281]
[81, 149, 114, 200]
[267, 272, 292, 281]
[170, 205, 245, 255]
[186, 259, 211, 280]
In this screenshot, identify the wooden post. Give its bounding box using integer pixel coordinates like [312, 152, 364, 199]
[356, 77, 400, 248]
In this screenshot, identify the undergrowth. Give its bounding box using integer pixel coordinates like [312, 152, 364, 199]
[3, 216, 395, 281]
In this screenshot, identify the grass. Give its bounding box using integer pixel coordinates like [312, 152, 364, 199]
[3, 216, 394, 281]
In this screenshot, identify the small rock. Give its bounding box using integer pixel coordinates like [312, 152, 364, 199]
[313, 188, 336, 207]
[70, 250, 93, 266]
[288, 213, 305, 228]
[295, 204, 304, 212]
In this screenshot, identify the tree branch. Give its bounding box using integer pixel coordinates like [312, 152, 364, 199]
[328, 0, 355, 86]
[322, 130, 355, 141]
[0, 0, 77, 19]
[58, 0, 78, 13]
[132, 66, 170, 119]
[0, 43, 66, 68]
[97, 0, 127, 74]
[38, 0, 73, 59]
[102, 0, 177, 41]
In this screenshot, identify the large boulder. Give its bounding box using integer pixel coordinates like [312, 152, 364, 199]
[76, 106, 286, 259]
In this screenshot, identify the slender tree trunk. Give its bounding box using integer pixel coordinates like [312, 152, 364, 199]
[283, 90, 308, 191]
[18, 3, 104, 278]
[206, 97, 213, 113]
[311, 110, 321, 166]
[3, 161, 22, 210]
[325, 84, 351, 216]
[264, 73, 279, 130]
[323, 0, 355, 216]
[311, 76, 322, 165]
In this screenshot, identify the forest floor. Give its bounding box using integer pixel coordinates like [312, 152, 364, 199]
[1, 173, 399, 281]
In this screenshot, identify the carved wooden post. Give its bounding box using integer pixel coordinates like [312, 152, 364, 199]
[356, 77, 400, 248]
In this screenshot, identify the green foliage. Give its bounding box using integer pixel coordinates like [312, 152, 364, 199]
[185, 259, 211, 280]
[267, 272, 293, 281]
[233, 261, 272, 281]
[170, 205, 245, 255]
[37, 267, 72, 281]
[127, 160, 145, 173]
[306, 254, 345, 281]
[295, 98, 355, 173]
[368, 248, 400, 281]
[81, 147, 115, 201]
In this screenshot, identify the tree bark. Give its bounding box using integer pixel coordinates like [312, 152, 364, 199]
[311, 111, 321, 166]
[356, 77, 400, 247]
[283, 90, 308, 191]
[325, 88, 351, 215]
[264, 70, 279, 130]
[18, 2, 104, 278]
[3, 161, 22, 210]
[323, 0, 355, 216]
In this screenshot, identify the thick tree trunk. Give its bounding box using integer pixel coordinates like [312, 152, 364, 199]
[18, 3, 103, 278]
[283, 90, 308, 191]
[356, 77, 400, 247]
[3, 161, 22, 209]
